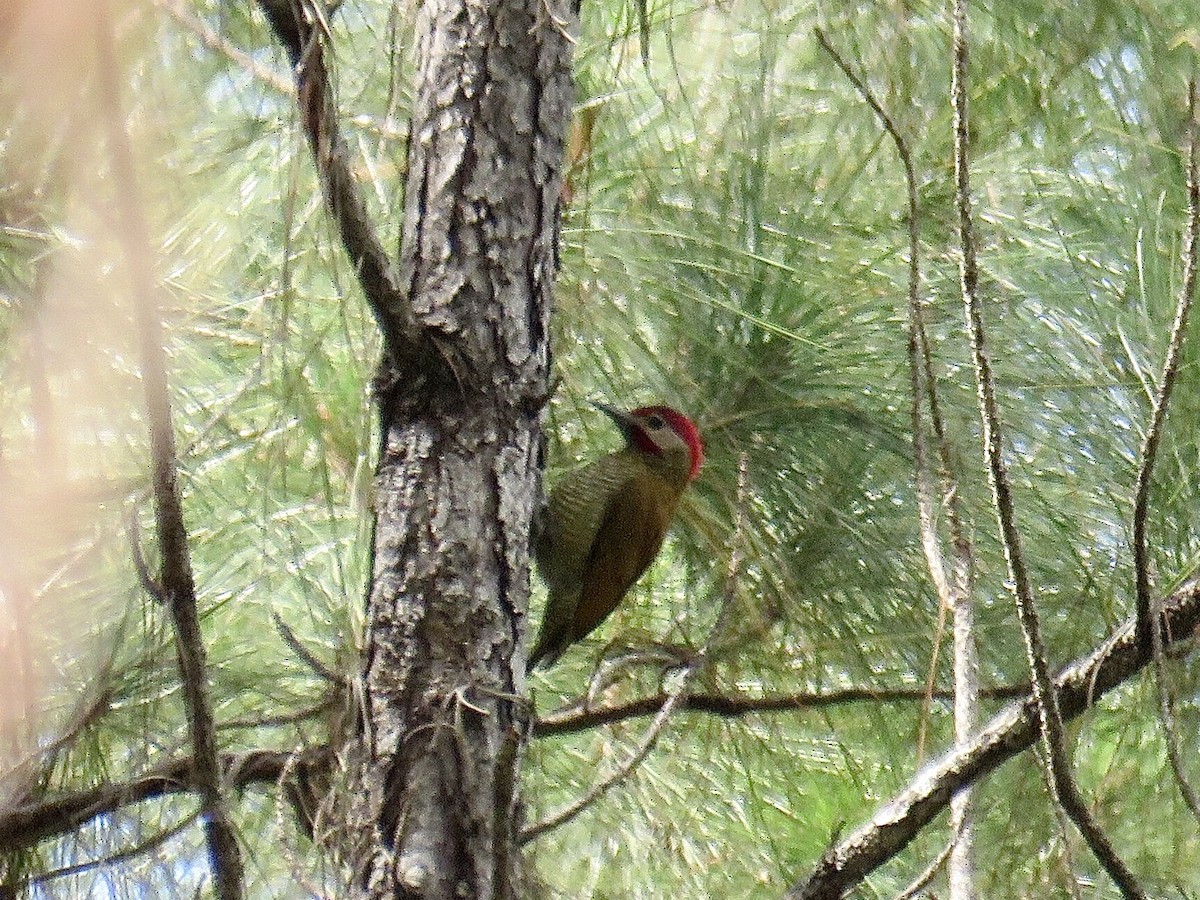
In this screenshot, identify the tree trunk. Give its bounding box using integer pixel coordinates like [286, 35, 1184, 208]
[349, 1, 574, 898]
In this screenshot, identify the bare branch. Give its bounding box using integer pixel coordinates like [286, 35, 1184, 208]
[1145, 78, 1200, 821]
[893, 836, 954, 900]
[522, 453, 751, 844]
[0, 748, 328, 854]
[13, 810, 202, 892]
[127, 501, 165, 604]
[535, 683, 1026, 737]
[787, 577, 1200, 899]
[94, 5, 244, 897]
[948, 2, 1142, 895]
[253, 0, 428, 366]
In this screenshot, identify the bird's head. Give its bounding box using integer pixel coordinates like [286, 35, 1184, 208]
[596, 403, 705, 483]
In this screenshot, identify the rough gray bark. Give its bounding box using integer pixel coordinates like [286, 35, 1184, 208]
[349, 2, 575, 898]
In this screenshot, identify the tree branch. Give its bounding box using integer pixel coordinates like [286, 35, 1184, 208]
[950, 2, 1142, 895]
[815, 29, 980, 892]
[95, 4, 244, 898]
[534, 684, 1026, 737]
[787, 577, 1200, 899]
[1144, 78, 1200, 821]
[253, 0, 424, 365]
[153, 0, 293, 96]
[0, 748, 327, 854]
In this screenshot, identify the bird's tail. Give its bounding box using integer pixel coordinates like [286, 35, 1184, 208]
[526, 631, 567, 673]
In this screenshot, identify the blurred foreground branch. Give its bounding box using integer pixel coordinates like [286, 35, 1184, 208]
[96, 3, 244, 897]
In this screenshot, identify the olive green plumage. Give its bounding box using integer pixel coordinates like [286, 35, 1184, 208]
[528, 405, 704, 670]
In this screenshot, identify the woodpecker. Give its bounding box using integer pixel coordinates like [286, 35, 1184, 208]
[528, 403, 704, 670]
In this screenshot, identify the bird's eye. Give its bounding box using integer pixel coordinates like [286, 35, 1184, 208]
[646, 414, 666, 430]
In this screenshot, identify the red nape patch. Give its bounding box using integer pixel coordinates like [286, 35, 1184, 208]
[631, 406, 705, 482]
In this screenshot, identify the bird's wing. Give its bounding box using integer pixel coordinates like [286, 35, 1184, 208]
[572, 474, 672, 644]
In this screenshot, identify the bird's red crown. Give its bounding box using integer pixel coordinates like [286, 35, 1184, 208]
[630, 405, 705, 482]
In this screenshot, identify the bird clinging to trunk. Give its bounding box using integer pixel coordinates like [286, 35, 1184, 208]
[528, 403, 704, 670]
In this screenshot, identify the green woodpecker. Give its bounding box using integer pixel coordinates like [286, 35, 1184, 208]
[528, 404, 704, 670]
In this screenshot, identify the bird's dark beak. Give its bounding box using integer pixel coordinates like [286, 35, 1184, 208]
[592, 402, 638, 443]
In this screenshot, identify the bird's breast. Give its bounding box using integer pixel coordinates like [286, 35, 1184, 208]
[536, 452, 679, 594]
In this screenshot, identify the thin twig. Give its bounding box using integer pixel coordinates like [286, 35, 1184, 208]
[272, 611, 346, 685]
[273, 745, 335, 896]
[521, 452, 752, 844]
[13, 809, 203, 891]
[1134, 89, 1200, 651]
[94, 4, 245, 898]
[914, 332, 977, 773]
[814, 27, 949, 752]
[892, 831, 956, 900]
[917, 597, 949, 762]
[1144, 78, 1200, 821]
[535, 683, 1027, 737]
[1035, 743, 1084, 900]
[950, 2, 1144, 897]
[917, 321, 976, 774]
[520, 678, 686, 843]
[128, 501, 165, 603]
[811, 35, 936, 567]
[1154, 660, 1200, 819]
[218, 700, 335, 732]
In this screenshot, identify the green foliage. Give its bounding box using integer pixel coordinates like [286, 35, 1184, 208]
[530, 0, 1200, 896]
